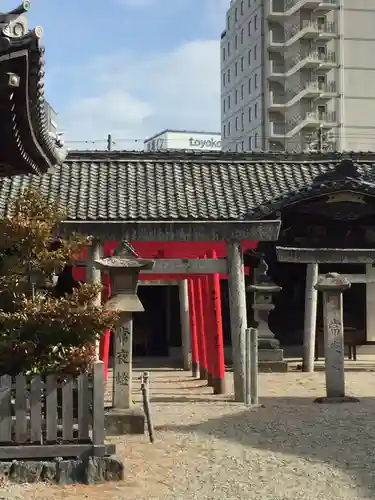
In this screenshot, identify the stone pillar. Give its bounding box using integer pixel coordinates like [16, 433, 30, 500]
[226, 239, 247, 402]
[86, 240, 102, 359]
[179, 279, 191, 370]
[314, 272, 359, 403]
[366, 264, 375, 341]
[113, 313, 133, 409]
[302, 263, 318, 372]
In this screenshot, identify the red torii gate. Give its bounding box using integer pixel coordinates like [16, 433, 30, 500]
[73, 240, 257, 395]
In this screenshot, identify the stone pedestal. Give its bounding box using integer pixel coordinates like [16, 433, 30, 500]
[248, 255, 287, 373]
[314, 272, 359, 404]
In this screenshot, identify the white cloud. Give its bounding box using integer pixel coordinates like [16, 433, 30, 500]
[61, 39, 221, 148]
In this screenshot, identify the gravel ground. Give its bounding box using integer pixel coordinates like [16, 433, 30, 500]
[3, 360, 375, 500]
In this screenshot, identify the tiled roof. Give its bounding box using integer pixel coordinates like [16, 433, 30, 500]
[0, 151, 375, 221]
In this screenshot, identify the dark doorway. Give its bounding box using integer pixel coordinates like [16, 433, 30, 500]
[133, 286, 169, 356]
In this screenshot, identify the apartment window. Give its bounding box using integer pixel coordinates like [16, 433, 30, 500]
[228, 94, 231, 109]
[222, 73, 226, 86]
[235, 89, 238, 105]
[222, 46, 226, 61]
[228, 121, 231, 136]
[235, 116, 239, 131]
[235, 35, 238, 50]
[223, 124, 226, 137]
[317, 74, 326, 90]
[317, 16, 326, 29]
[240, 1, 244, 16]
[240, 29, 244, 45]
[254, 102, 258, 118]
[248, 0, 251, 7]
[241, 84, 244, 99]
[241, 141, 244, 151]
[254, 14, 258, 30]
[248, 136, 252, 149]
[255, 133, 259, 148]
[235, 61, 238, 76]
[240, 56, 244, 72]
[223, 98, 226, 113]
[235, 7, 238, 22]
[317, 45, 326, 59]
[254, 44, 257, 61]
[227, 15, 231, 30]
[254, 73, 258, 89]
[227, 41, 230, 56]
[248, 106, 252, 122]
[248, 20, 251, 36]
[318, 105, 327, 119]
[227, 68, 231, 82]
[248, 77, 252, 93]
[236, 143, 239, 152]
[248, 49, 252, 66]
[241, 112, 244, 129]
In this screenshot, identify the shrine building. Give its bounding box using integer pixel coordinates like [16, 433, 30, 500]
[1, 148, 375, 361]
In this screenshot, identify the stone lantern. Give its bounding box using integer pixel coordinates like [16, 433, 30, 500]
[94, 241, 154, 435]
[247, 251, 287, 372]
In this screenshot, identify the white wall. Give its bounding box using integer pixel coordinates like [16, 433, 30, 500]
[144, 131, 221, 151]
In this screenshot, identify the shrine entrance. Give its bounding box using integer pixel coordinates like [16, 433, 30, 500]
[261, 189, 375, 349]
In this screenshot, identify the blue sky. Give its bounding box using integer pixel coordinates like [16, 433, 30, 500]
[5, 0, 229, 148]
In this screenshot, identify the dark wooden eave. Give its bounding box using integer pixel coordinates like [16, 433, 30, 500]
[0, 1, 66, 176]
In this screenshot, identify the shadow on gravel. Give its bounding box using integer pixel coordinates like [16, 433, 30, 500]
[156, 396, 375, 498]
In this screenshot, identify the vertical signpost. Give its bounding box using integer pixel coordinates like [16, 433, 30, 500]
[314, 272, 359, 403]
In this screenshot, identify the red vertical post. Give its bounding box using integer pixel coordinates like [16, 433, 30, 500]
[208, 249, 226, 394]
[196, 277, 208, 381]
[188, 278, 199, 377]
[203, 256, 214, 387]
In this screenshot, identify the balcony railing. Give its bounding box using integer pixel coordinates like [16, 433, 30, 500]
[285, 50, 336, 72]
[285, 21, 336, 43]
[284, 0, 338, 10]
[286, 110, 336, 133]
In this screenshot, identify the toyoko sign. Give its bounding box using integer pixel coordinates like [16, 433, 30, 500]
[144, 130, 222, 151]
[189, 137, 221, 149]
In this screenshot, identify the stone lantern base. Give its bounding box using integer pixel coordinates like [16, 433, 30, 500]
[105, 407, 145, 435]
[258, 350, 288, 373]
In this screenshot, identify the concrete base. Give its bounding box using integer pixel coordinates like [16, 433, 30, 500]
[314, 395, 360, 404]
[105, 407, 145, 435]
[258, 360, 288, 373]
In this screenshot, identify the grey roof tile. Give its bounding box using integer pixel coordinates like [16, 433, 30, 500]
[0, 151, 374, 221]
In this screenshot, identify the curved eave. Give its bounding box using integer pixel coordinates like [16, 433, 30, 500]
[249, 178, 375, 219]
[0, 35, 66, 176]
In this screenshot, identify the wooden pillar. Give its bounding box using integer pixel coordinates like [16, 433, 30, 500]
[208, 249, 226, 394]
[303, 263, 318, 372]
[86, 240, 102, 359]
[196, 277, 208, 380]
[179, 279, 191, 370]
[188, 279, 199, 377]
[366, 264, 375, 341]
[226, 239, 247, 402]
[203, 256, 214, 387]
[113, 313, 133, 409]
[314, 273, 359, 404]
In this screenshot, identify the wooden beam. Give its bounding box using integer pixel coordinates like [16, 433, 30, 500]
[60, 220, 281, 242]
[0, 443, 115, 460]
[277, 247, 375, 264]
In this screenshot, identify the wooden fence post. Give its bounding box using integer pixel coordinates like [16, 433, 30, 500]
[93, 361, 105, 451]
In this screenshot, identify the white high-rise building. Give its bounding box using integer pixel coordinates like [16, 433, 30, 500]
[221, 0, 375, 152]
